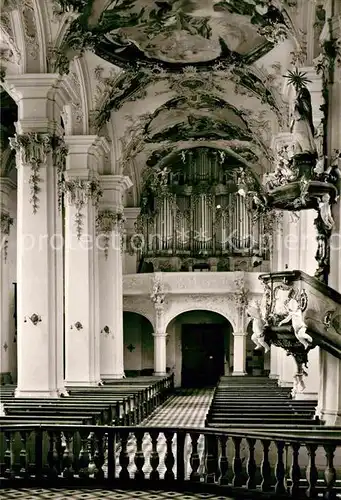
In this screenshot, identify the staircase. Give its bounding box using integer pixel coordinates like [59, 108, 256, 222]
[205, 376, 321, 428]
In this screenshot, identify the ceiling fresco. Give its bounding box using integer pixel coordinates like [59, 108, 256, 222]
[54, 0, 307, 189]
[83, 0, 293, 67]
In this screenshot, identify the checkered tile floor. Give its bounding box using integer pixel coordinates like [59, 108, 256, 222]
[141, 388, 214, 428]
[1, 489, 234, 499]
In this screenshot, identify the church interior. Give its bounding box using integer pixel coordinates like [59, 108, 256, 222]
[0, 0, 341, 498]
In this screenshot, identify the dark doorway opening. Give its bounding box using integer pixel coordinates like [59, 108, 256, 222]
[181, 324, 225, 388]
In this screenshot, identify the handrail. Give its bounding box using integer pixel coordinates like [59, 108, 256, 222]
[1, 423, 340, 442]
[1, 422, 341, 497]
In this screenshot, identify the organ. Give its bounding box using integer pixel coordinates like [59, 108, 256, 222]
[134, 147, 271, 272]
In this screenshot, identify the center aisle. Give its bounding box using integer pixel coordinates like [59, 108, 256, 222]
[120, 389, 215, 480]
[141, 388, 215, 427]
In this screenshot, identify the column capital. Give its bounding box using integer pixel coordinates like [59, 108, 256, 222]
[232, 331, 247, 337]
[4, 74, 77, 134]
[64, 135, 105, 178]
[100, 175, 133, 211]
[125, 207, 141, 220]
[100, 174, 133, 192]
[152, 332, 168, 338]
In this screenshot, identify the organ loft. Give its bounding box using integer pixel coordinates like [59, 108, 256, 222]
[0, 0, 341, 498]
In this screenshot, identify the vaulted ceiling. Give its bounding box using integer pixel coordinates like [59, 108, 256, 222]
[1, 0, 324, 204]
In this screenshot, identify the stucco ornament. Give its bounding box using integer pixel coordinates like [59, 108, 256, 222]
[96, 209, 125, 258]
[150, 274, 165, 305]
[247, 302, 270, 353]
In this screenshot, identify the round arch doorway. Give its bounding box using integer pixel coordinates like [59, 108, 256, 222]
[167, 310, 233, 388]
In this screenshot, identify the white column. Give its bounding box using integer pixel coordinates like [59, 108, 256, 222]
[0, 178, 15, 384]
[64, 136, 104, 386]
[6, 74, 68, 397]
[278, 350, 296, 388]
[317, 351, 341, 425]
[269, 345, 280, 379]
[294, 347, 319, 400]
[232, 332, 247, 376]
[98, 174, 132, 380]
[153, 332, 167, 376]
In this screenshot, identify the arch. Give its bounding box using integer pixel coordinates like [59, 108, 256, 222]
[123, 311, 154, 377]
[165, 303, 236, 333]
[166, 309, 234, 388]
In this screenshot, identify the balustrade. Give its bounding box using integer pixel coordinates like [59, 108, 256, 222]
[0, 425, 340, 497]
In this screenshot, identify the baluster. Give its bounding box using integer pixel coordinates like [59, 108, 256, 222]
[35, 430, 43, 479]
[232, 437, 243, 487]
[290, 442, 301, 497]
[62, 432, 74, 479]
[18, 431, 29, 478]
[306, 444, 318, 498]
[246, 438, 257, 490]
[275, 441, 286, 495]
[324, 445, 336, 500]
[205, 434, 218, 484]
[134, 431, 145, 482]
[149, 431, 160, 481]
[107, 430, 115, 481]
[4, 431, 15, 479]
[47, 431, 58, 479]
[87, 432, 96, 476]
[219, 435, 229, 485]
[189, 432, 200, 482]
[119, 431, 130, 481]
[164, 431, 175, 482]
[78, 430, 90, 478]
[260, 439, 272, 492]
[94, 431, 105, 481]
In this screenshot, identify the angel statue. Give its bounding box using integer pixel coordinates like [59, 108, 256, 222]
[278, 298, 313, 349]
[318, 193, 334, 230]
[286, 69, 317, 157]
[247, 303, 270, 353]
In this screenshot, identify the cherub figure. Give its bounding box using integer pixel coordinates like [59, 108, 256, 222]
[247, 303, 270, 353]
[318, 193, 334, 230]
[278, 298, 313, 349]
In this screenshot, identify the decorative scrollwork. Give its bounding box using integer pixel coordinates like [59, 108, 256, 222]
[64, 178, 102, 239]
[96, 209, 126, 258]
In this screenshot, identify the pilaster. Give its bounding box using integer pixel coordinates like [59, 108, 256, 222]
[232, 332, 247, 376]
[98, 173, 132, 380]
[7, 75, 70, 397]
[277, 350, 296, 388]
[151, 273, 168, 376]
[317, 350, 341, 425]
[269, 345, 280, 379]
[63, 135, 105, 386]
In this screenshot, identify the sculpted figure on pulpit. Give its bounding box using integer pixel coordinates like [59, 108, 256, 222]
[318, 193, 334, 230]
[278, 298, 313, 349]
[290, 86, 317, 156]
[247, 303, 270, 353]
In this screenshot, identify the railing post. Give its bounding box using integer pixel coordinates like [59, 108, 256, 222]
[107, 430, 115, 481]
[306, 444, 318, 498]
[164, 431, 175, 482]
[189, 432, 201, 482]
[47, 431, 59, 479]
[324, 444, 337, 500]
[275, 441, 286, 495]
[290, 442, 301, 496]
[232, 437, 243, 487]
[78, 430, 90, 479]
[4, 431, 15, 479]
[261, 439, 272, 492]
[246, 438, 257, 490]
[218, 435, 229, 485]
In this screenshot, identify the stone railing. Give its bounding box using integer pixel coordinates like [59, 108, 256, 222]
[0, 425, 340, 498]
[123, 271, 264, 296]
